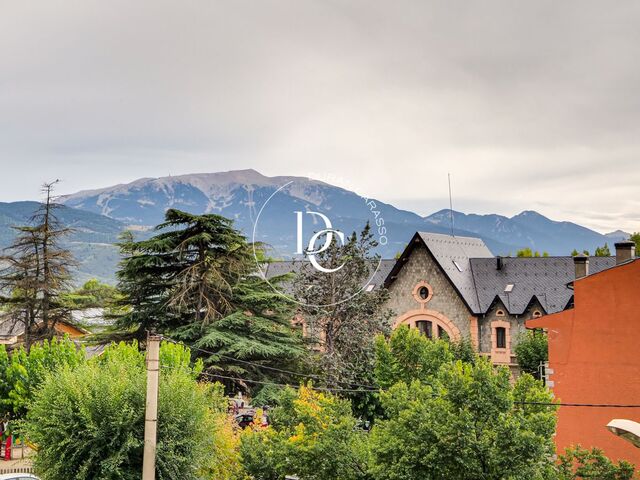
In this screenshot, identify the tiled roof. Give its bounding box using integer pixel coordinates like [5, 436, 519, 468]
[470, 256, 616, 314]
[260, 233, 621, 317]
[417, 232, 493, 313]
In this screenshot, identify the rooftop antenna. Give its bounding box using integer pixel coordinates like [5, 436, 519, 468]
[448, 173, 455, 237]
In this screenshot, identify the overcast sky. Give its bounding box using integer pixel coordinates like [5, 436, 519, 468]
[1, 1, 639, 233]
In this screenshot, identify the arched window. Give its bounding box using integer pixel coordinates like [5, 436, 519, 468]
[416, 320, 433, 339]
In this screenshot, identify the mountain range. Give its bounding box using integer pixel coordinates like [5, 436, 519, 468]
[0, 170, 631, 283]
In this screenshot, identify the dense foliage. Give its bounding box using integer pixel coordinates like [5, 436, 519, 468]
[0, 336, 84, 418]
[24, 341, 224, 480]
[369, 327, 558, 480]
[113, 209, 305, 392]
[516, 248, 549, 257]
[240, 385, 370, 480]
[556, 446, 635, 480]
[515, 329, 549, 379]
[62, 278, 120, 309]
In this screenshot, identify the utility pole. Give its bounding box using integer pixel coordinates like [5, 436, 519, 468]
[143, 334, 161, 480]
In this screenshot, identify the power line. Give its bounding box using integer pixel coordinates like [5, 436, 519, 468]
[157, 334, 380, 391]
[157, 336, 640, 408]
[160, 365, 378, 394]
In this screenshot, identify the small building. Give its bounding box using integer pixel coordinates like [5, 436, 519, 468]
[528, 241, 640, 464]
[0, 318, 88, 348]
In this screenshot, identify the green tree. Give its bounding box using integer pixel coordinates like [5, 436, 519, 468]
[369, 361, 557, 480]
[555, 446, 635, 480]
[240, 384, 371, 480]
[368, 327, 557, 480]
[570, 249, 591, 256]
[517, 248, 549, 258]
[0, 335, 85, 418]
[24, 341, 225, 480]
[630, 233, 640, 253]
[514, 329, 548, 379]
[113, 209, 305, 393]
[0, 181, 76, 348]
[595, 243, 612, 257]
[62, 279, 120, 309]
[374, 326, 454, 389]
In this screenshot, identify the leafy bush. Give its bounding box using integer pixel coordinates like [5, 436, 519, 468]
[240, 385, 370, 480]
[24, 341, 225, 480]
[556, 446, 635, 480]
[515, 329, 548, 378]
[0, 336, 85, 417]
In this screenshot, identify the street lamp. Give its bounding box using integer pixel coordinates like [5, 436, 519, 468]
[607, 419, 640, 448]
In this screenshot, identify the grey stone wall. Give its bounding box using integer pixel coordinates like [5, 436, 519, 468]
[478, 298, 546, 357]
[385, 244, 473, 341]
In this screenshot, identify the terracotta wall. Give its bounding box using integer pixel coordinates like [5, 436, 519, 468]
[528, 260, 640, 465]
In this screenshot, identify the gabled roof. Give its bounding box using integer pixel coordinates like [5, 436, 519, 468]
[470, 256, 616, 315]
[385, 232, 493, 313]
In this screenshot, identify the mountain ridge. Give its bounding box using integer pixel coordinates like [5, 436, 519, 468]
[59, 169, 628, 259]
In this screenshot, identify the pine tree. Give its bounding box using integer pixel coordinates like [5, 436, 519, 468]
[113, 209, 305, 392]
[0, 181, 75, 348]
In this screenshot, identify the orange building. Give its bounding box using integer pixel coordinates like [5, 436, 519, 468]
[528, 241, 640, 464]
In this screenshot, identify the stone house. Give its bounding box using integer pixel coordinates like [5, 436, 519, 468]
[266, 231, 618, 368]
[385, 232, 615, 368]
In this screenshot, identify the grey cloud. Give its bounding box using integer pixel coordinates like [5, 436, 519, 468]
[0, 0, 639, 232]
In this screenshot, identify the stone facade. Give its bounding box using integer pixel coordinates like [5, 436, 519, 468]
[385, 243, 473, 342]
[385, 240, 548, 368]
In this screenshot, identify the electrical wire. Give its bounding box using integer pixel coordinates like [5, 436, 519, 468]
[157, 333, 380, 391]
[160, 364, 379, 394]
[157, 335, 640, 408]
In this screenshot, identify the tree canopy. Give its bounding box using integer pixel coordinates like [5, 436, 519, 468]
[24, 341, 224, 480]
[113, 209, 305, 393]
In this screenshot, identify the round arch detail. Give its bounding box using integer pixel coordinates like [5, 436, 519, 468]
[392, 309, 462, 342]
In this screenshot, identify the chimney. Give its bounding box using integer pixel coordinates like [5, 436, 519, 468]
[615, 241, 636, 265]
[496, 256, 504, 270]
[573, 254, 589, 279]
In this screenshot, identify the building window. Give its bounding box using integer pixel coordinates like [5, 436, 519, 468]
[412, 281, 433, 304]
[416, 320, 433, 339]
[496, 309, 505, 317]
[532, 310, 542, 318]
[438, 325, 449, 341]
[496, 327, 506, 349]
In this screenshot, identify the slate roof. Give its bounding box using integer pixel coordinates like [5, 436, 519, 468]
[470, 256, 616, 315]
[261, 232, 620, 317]
[416, 232, 493, 313]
